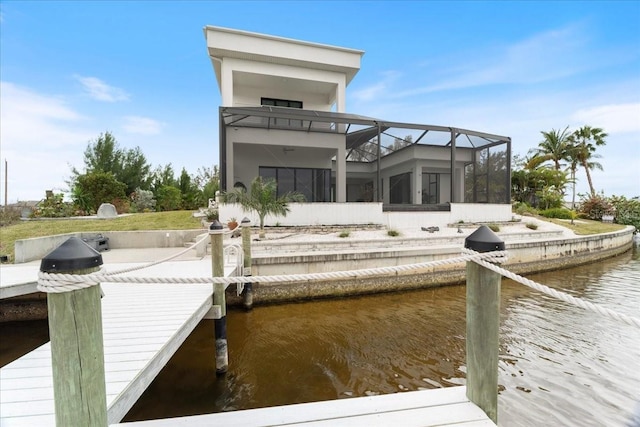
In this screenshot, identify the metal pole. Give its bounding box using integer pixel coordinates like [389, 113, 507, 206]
[450, 128, 456, 203]
[376, 123, 382, 202]
[4, 159, 7, 207]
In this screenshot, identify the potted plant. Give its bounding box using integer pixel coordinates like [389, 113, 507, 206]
[227, 217, 238, 230]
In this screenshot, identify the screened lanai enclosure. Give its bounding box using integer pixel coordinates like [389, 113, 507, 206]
[219, 106, 511, 210]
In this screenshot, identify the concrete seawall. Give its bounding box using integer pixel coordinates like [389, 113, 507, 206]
[226, 226, 636, 306]
[14, 230, 205, 264]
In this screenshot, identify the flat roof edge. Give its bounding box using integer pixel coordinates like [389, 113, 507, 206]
[203, 25, 365, 57]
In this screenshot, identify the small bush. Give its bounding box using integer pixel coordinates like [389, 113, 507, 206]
[609, 195, 640, 230]
[131, 188, 156, 212]
[111, 197, 130, 214]
[203, 207, 219, 221]
[513, 202, 538, 216]
[31, 192, 74, 218]
[539, 208, 574, 219]
[525, 222, 538, 230]
[387, 229, 400, 237]
[339, 231, 350, 238]
[0, 208, 21, 227]
[579, 193, 614, 221]
[488, 224, 500, 232]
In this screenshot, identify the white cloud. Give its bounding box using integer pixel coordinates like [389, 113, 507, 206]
[571, 103, 640, 134]
[393, 23, 604, 98]
[122, 116, 165, 135]
[0, 81, 94, 201]
[74, 75, 130, 102]
[351, 70, 402, 103]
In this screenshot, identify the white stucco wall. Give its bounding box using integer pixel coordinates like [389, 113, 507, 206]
[219, 202, 385, 226]
[218, 202, 513, 228]
[449, 203, 512, 223]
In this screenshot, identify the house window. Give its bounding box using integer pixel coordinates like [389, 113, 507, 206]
[261, 98, 303, 109]
[261, 98, 303, 127]
[422, 173, 439, 204]
[389, 172, 412, 204]
[259, 167, 330, 202]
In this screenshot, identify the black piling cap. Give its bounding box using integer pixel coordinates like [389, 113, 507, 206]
[210, 219, 223, 230]
[241, 217, 251, 225]
[464, 225, 505, 252]
[40, 237, 103, 273]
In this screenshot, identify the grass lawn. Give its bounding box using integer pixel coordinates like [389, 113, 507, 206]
[0, 211, 202, 262]
[543, 217, 627, 235]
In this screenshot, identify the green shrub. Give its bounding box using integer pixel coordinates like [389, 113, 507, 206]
[539, 208, 573, 219]
[0, 208, 21, 226]
[339, 231, 350, 238]
[156, 185, 182, 211]
[525, 222, 538, 230]
[488, 224, 500, 232]
[31, 192, 75, 218]
[131, 188, 156, 212]
[609, 195, 640, 230]
[579, 193, 614, 221]
[387, 229, 400, 237]
[74, 171, 127, 212]
[513, 202, 538, 216]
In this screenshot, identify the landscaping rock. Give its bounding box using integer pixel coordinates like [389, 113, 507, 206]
[97, 203, 118, 219]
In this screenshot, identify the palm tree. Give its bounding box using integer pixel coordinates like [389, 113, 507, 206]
[224, 176, 305, 239]
[527, 126, 572, 171]
[568, 126, 608, 197]
[565, 146, 580, 210]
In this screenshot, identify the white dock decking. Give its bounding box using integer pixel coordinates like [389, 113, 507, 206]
[113, 386, 495, 427]
[0, 253, 238, 427]
[0, 282, 214, 426]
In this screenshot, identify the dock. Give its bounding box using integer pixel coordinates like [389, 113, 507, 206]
[1, 281, 214, 426]
[113, 386, 494, 426]
[0, 250, 238, 426]
[1, 240, 498, 427]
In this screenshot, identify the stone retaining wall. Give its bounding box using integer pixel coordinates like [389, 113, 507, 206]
[227, 226, 636, 306]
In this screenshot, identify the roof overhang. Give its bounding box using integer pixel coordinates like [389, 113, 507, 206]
[204, 26, 364, 89]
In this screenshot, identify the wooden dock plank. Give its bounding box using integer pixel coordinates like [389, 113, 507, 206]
[110, 387, 495, 427]
[0, 282, 213, 426]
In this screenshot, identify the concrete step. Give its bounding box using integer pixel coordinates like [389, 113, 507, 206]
[251, 229, 566, 254]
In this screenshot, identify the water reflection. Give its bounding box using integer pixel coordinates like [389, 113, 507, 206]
[124, 249, 639, 426]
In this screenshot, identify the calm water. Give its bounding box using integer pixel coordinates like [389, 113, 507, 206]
[2, 247, 639, 426]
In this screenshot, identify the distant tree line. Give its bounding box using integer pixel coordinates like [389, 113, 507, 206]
[34, 131, 219, 216]
[511, 125, 639, 229]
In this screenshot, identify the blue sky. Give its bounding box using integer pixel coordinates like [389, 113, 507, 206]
[1, 1, 639, 203]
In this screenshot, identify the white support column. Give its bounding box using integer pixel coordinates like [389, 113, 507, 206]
[382, 176, 389, 204]
[335, 145, 346, 203]
[335, 79, 346, 133]
[413, 164, 422, 204]
[220, 60, 234, 107]
[456, 167, 465, 203]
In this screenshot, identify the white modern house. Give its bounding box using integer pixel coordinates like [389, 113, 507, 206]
[203, 26, 512, 227]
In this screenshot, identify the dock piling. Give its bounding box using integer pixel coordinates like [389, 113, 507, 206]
[40, 237, 107, 426]
[464, 225, 504, 424]
[210, 220, 228, 374]
[241, 217, 253, 310]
